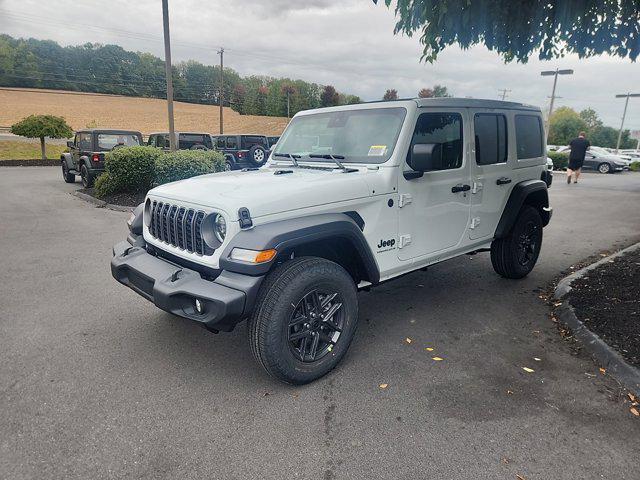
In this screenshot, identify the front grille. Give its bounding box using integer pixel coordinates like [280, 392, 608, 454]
[148, 200, 207, 255]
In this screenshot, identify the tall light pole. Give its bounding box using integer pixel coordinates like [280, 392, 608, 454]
[541, 68, 573, 142]
[161, 0, 176, 151]
[217, 48, 224, 134]
[614, 93, 640, 152]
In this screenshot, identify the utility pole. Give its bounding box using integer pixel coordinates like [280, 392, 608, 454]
[614, 93, 640, 152]
[498, 89, 511, 101]
[217, 47, 224, 134]
[161, 0, 176, 151]
[541, 68, 573, 142]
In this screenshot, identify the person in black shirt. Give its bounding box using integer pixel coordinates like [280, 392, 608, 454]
[567, 131, 590, 184]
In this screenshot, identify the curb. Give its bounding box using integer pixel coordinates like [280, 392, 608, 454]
[70, 191, 134, 213]
[554, 243, 640, 397]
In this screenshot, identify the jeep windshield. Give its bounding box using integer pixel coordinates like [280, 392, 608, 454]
[274, 107, 406, 164]
[97, 134, 140, 150]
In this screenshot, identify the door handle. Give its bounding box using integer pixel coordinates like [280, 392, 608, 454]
[496, 177, 512, 185]
[451, 184, 471, 193]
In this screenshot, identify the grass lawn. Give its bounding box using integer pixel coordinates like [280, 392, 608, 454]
[0, 141, 67, 160]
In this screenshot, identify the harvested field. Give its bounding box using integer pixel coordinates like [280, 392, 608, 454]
[0, 88, 289, 136]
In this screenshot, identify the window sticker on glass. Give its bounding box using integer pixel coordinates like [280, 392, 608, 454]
[368, 145, 387, 156]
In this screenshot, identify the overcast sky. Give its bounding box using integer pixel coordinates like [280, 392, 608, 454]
[1, 0, 638, 129]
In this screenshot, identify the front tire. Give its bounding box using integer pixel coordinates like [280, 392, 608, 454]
[61, 163, 75, 183]
[80, 164, 94, 188]
[491, 205, 543, 279]
[248, 257, 358, 384]
[598, 162, 611, 174]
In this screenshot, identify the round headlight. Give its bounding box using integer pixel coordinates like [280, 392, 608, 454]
[214, 214, 226, 243]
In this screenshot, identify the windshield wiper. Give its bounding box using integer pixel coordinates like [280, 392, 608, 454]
[309, 154, 348, 172]
[272, 152, 301, 167]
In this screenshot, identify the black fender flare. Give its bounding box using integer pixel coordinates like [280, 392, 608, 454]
[494, 180, 550, 238]
[219, 213, 380, 283]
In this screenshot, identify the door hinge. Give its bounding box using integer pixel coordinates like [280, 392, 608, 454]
[472, 181, 483, 194]
[398, 193, 412, 208]
[398, 234, 412, 249]
[470, 217, 481, 229]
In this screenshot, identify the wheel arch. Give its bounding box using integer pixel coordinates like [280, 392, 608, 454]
[60, 152, 73, 168]
[494, 180, 550, 239]
[219, 213, 380, 284]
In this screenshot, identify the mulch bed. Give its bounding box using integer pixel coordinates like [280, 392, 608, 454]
[0, 159, 59, 166]
[78, 188, 146, 208]
[568, 248, 640, 368]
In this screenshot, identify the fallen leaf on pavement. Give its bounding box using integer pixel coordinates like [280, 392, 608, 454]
[405, 337, 412, 344]
[534, 357, 541, 362]
[379, 383, 388, 389]
[432, 357, 443, 361]
[516, 474, 527, 480]
[630, 407, 639, 417]
[628, 393, 637, 403]
[506, 390, 514, 395]
[599, 368, 606, 374]
[502, 457, 510, 464]
[522, 367, 535, 373]
[425, 347, 434, 352]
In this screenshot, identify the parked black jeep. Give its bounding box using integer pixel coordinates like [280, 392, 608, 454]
[147, 132, 214, 151]
[61, 129, 143, 187]
[211, 134, 270, 170]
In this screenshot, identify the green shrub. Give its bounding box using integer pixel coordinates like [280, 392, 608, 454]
[154, 150, 225, 185]
[94, 172, 115, 198]
[105, 146, 162, 193]
[630, 161, 640, 172]
[547, 151, 569, 170]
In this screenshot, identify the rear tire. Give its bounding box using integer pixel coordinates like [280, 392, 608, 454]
[491, 205, 543, 279]
[248, 145, 267, 167]
[80, 164, 94, 188]
[248, 257, 358, 384]
[61, 163, 75, 183]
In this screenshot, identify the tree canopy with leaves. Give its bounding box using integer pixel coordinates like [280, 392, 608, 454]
[383, 89, 399, 101]
[10, 115, 73, 160]
[373, 0, 640, 62]
[418, 85, 451, 98]
[548, 106, 636, 148]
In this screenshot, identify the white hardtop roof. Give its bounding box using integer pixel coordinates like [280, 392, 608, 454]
[297, 97, 541, 116]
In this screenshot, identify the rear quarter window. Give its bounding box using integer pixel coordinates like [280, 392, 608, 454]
[515, 115, 543, 159]
[241, 136, 268, 149]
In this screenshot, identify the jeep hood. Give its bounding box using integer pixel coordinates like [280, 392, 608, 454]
[148, 167, 380, 218]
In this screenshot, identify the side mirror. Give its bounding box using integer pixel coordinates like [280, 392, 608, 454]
[67, 140, 74, 148]
[405, 143, 443, 179]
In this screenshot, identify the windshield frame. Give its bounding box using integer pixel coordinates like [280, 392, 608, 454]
[273, 106, 408, 165]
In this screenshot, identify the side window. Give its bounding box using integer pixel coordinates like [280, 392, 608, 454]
[409, 112, 463, 170]
[204, 135, 213, 148]
[148, 135, 156, 147]
[226, 136, 237, 149]
[515, 115, 543, 159]
[474, 114, 507, 165]
[157, 135, 168, 148]
[79, 133, 92, 151]
[216, 137, 225, 148]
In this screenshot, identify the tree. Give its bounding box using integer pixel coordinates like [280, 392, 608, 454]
[579, 108, 603, 132]
[10, 115, 73, 160]
[418, 84, 451, 98]
[373, 0, 640, 62]
[383, 89, 398, 101]
[547, 107, 587, 146]
[320, 85, 339, 107]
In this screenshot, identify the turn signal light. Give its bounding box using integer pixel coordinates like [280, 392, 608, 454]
[230, 248, 277, 264]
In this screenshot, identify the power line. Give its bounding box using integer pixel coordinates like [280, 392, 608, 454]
[498, 88, 511, 100]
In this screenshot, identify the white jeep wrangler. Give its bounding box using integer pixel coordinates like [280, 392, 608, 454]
[112, 98, 552, 384]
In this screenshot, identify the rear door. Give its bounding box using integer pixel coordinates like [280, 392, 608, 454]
[468, 110, 511, 240]
[397, 109, 472, 261]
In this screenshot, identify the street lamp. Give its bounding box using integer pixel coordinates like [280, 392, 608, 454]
[541, 68, 574, 142]
[614, 93, 640, 152]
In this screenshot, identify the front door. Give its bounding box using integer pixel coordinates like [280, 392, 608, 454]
[398, 109, 471, 261]
[468, 110, 512, 240]
[70, 134, 80, 168]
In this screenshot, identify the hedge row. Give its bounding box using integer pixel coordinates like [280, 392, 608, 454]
[95, 146, 225, 198]
[631, 161, 640, 172]
[547, 151, 569, 170]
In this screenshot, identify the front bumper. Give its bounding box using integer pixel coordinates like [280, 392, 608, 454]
[111, 240, 263, 332]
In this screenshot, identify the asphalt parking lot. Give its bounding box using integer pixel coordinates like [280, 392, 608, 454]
[1, 167, 639, 480]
